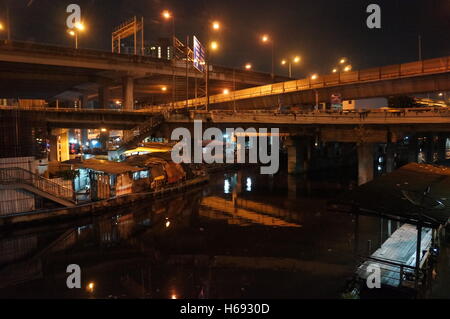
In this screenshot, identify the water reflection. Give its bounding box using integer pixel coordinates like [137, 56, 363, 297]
[0, 167, 368, 299]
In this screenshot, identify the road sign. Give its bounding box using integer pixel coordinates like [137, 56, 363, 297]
[193, 36, 206, 73]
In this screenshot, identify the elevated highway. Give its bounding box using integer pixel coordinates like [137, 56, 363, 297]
[0, 40, 283, 103]
[148, 56, 450, 111]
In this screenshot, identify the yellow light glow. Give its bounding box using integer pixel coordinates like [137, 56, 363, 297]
[75, 22, 85, 31]
[162, 10, 172, 20]
[87, 282, 95, 293]
[68, 30, 75, 36]
[261, 35, 269, 43]
[101, 128, 107, 132]
[115, 100, 121, 105]
[293, 56, 301, 63]
[311, 74, 318, 80]
[223, 89, 230, 95]
[171, 294, 177, 299]
[161, 86, 168, 92]
[438, 93, 444, 97]
[340, 58, 347, 64]
[0, 23, 4, 31]
[245, 63, 252, 70]
[332, 68, 338, 73]
[212, 21, 220, 30]
[281, 59, 287, 65]
[344, 65, 352, 72]
[210, 41, 219, 51]
[165, 220, 171, 228]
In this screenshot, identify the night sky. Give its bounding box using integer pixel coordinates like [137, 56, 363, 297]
[2, 0, 449, 77]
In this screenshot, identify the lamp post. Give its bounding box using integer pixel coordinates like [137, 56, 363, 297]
[261, 35, 274, 81]
[67, 22, 85, 49]
[162, 10, 175, 48]
[281, 56, 301, 78]
[332, 57, 352, 74]
[205, 41, 219, 112]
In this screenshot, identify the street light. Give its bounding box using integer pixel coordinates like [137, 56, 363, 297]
[344, 65, 352, 72]
[67, 22, 85, 49]
[245, 63, 252, 70]
[210, 41, 219, 51]
[0, 22, 4, 31]
[223, 89, 230, 95]
[311, 74, 318, 80]
[281, 56, 301, 78]
[162, 9, 175, 47]
[260, 34, 275, 81]
[212, 21, 221, 31]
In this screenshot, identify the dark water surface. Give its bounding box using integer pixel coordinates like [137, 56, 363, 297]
[0, 168, 385, 299]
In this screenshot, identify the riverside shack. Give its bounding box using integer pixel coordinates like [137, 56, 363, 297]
[76, 159, 145, 200]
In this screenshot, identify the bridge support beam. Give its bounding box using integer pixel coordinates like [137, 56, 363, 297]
[438, 134, 447, 162]
[122, 76, 135, 111]
[98, 86, 111, 108]
[287, 137, 311, 175]
[357, 143, 374, 186]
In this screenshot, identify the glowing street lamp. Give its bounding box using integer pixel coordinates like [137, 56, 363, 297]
[162, 10, 175, 46]
[260, 34, 274, 81]
[339, 58, 347, 64]
[223, 88, 230, 95]
[67, 21, 85, 49]
[281, 56, 301, 78]
[210, 41, 219, 51]
[245, 63, 252, 70]
[344, 65, 352, 72]
[0, 22, 4, 31]
[311, 74, 318, 80]
[212, 21, 221, 31]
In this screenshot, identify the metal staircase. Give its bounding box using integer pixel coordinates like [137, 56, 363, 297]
[0, 168, 77, 207]
[117, 115, 164, 154]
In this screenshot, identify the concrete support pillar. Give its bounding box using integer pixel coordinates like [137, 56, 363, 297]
[80, 94, 89, 109]
[98, 86, 110, 109]
[385, 143, 396, 173]
[49, 129, 70, 163]
[438, 134, 447, 162]
[425, 134, 436, 163]
[287, 175, 297, 201]
[357, 143, 374, 186]
[122, 76, 134, 111]
[81, 129, 89, 148]
[407, 135, 418, 163]
[286, 137, 311, 175]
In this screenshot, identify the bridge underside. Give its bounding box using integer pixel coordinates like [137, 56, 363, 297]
[0, 108, 155, 130]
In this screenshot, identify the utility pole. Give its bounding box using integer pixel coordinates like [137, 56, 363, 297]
[418, 34, 422, 61]
[6, 0, 11, 41]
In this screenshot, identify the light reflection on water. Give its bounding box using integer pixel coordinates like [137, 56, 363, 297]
[0, 167, 371, 299]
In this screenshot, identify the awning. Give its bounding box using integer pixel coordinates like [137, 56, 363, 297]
[329, 163, 450, 228]
[76, 159, 143, 175]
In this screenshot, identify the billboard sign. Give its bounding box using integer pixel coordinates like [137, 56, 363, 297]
[193, 36, 206, 73]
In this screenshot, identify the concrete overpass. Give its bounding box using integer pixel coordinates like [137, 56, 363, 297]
[0, 40, 284, 107]
[148, 56, 450, 111]
[0, 106, 155, 130]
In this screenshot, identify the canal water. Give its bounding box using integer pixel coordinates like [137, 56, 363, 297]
[0, 167, 395, 299]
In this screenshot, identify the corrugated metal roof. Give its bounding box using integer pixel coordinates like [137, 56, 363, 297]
[76, 159, 144, 175]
